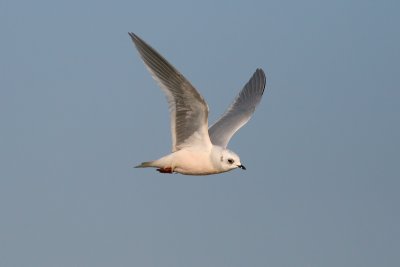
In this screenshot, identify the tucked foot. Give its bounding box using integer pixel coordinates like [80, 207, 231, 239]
[157, 167, 173, 174]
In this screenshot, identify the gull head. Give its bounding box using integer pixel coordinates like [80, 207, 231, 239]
[217, 148, 246, 172]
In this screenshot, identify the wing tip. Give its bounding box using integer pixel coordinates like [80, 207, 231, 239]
[253, 68, 267, 94]
[128, 32, 141, 45]
[255, 68, 266, 80]
[128, 32, 135, 39]
[255, 67, 264, 74]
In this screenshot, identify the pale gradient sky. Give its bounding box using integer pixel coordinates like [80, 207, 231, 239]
[1, 0, 399, 266]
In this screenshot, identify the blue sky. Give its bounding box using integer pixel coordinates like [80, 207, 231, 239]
[1, 0, 399, 266]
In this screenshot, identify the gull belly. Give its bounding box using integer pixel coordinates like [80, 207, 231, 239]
[156, 147, 218, 175]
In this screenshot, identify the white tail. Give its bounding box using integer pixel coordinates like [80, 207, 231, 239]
[134, 161, 154, 168]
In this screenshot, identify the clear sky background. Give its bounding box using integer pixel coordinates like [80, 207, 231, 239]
[1, 0, 399, 266]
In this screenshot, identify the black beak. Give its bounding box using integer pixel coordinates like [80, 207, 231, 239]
[238, 164, 246, 170]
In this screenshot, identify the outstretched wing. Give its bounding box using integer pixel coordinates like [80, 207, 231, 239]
[129, 33, 212, 152]
[208, 68, 266, 148]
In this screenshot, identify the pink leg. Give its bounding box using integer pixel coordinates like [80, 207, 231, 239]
[157, 167, 173, 174]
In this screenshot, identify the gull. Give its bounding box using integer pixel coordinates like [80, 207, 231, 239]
[129, 33, 266, 175]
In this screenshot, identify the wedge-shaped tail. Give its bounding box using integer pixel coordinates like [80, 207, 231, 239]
[134, 161, 154, 168]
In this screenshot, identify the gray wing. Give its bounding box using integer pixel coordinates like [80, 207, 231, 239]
[209, 68, 266, 148]
[129, 33, 212, 152]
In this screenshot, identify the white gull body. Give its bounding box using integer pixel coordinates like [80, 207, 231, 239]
[129, 33, 266, 175]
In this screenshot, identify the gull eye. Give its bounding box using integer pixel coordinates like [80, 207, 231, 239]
[227, 158, 234, 164]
